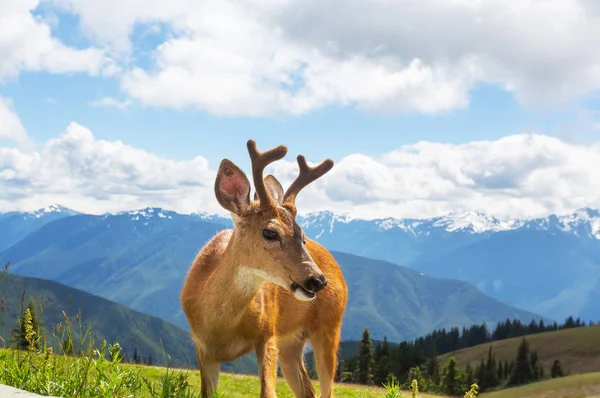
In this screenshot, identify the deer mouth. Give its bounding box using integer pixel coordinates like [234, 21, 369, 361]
[290, 281, 316, 300]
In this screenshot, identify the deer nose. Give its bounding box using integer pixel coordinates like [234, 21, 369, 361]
[304, 274, 327, 293]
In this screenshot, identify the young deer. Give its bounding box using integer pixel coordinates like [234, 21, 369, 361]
[180, 140, 348, 398]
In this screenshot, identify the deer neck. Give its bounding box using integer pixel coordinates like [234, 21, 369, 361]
[208, 233, 267, 327]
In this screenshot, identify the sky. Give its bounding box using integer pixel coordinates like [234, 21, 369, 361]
[1, 0, 600, 220]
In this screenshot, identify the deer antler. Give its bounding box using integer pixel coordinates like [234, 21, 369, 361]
[283, 154, 334, 213]
[247, 139, 288, 210]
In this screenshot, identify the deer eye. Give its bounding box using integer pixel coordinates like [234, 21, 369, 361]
[262, 229, 279, 241]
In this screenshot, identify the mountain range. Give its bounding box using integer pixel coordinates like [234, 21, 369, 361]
[296, 208, 600, 322]
[0, 205, 546, 343]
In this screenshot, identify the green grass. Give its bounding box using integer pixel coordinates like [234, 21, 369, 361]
[3, 304, 597, 398]
[0, 303, 449, 398]
[0, 342, 447, 398]
[131, 364, 454, 398]
[479, 372, 600, 398]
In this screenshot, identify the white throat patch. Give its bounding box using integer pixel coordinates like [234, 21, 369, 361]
[236, 266, 288, 293]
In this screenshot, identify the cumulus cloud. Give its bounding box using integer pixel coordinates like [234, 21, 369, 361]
[0, 122, 217, 215]
[0, 0, 110, 83]
[1, 116, 600, 220]
[0, 97, 35, 150]
[45, 0, 600, 116]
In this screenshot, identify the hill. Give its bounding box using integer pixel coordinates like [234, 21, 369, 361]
[0, 272, 257, 373]
[480, 373, 600, 398]
[437, 325, 600, 376]
[0, 209, 543, 342]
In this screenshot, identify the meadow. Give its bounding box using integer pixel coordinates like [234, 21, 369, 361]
[0, 302, 470, 397]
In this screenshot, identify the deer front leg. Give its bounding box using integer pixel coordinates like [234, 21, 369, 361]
[255, 335, 278, 398]
[196, 348, 220, 398]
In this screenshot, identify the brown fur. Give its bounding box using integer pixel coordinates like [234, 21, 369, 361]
[180, 140, 348, 398]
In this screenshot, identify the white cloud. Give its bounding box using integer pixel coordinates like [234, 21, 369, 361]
[0, 122, 217, 215]
[1, 116, 600, 220]
[0, 0, 110, 83]
[0, 97, 35, 150]
[45, 0, 600, 116]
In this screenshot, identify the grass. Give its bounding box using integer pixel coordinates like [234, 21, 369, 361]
[133, 364, 446, 398]
[0, 342, 449, 398]
[0, 307, 451, 398]
[479, 372, 600, 398]
[2, 305, 597, 398]
[134, 366, 458, 398]
[437, 325, 600, 376]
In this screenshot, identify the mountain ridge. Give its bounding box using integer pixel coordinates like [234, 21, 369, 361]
[0, 209, 545, 342]
[5, 204, 600, 237]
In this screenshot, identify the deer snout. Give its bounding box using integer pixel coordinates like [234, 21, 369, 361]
[304, 274, 327, 293]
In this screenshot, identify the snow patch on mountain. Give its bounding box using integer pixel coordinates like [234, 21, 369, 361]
[117, 207, 174, 221]
[551, 208, 600, 239]
[24, 204, 78, 219]
[430, 211, 523, 233]
[298, 210, 353, 235]
[298, 207, 600, 239]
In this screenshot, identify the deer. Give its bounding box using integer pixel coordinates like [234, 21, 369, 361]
[180, 139, 349, 398]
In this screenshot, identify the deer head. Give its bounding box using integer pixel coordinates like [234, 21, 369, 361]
[214, 139, 333, 301]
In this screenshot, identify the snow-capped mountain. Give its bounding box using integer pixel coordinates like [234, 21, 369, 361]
[295, 208, 600, 323]
[11, 204, 79, 220]
[297, 207, 600, 239]
[3, 203, 600, 323]
[0, 204, 80, 251]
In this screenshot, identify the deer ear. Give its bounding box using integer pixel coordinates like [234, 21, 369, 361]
[215, 159, 251, 215]
[264, 174, 284, 205]
[253, 175, 284, 206]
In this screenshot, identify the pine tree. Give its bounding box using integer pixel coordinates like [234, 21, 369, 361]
[476, 358, 485, 389]
[508, 338, 534, 385]
[133, 347, 139, 364]
[497, 360, 503, 380]
[441, 356, 462, 396]
[550, 359, 564, 378]
[335, 359, 343, 382]
[464, 363, 475, 393]
[406, 366, 427, 391]
[355, 328, 374, 385]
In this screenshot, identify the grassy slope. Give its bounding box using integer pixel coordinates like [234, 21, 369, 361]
[480, 372, 600, 398]
[0, 273, 255, 373]
[437, 325, 600, 376]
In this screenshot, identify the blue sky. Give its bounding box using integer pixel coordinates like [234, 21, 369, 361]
[1, 0, 600, 218]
